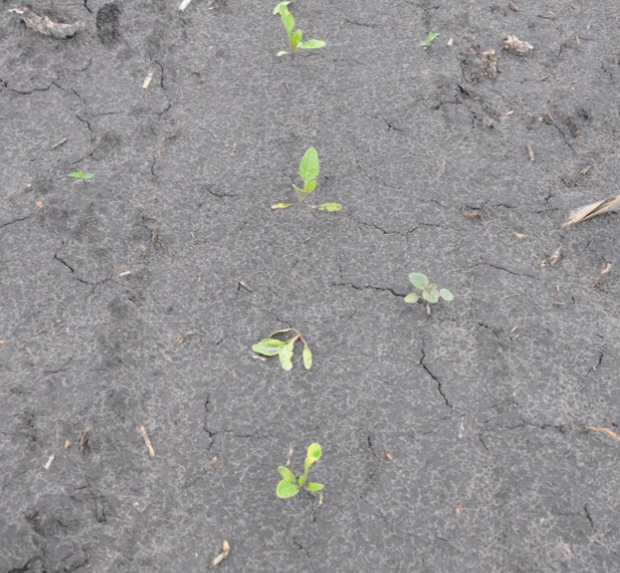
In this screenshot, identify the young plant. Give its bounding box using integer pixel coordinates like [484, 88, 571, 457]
[277, 442, 324, 499]
[273, 2, 326, 56]
[252, 328, 312, 372]
[68, 169, 94, 182]
[405, 273, 453, 311]
[420, 32, 440, 47]
[271, 147, 342, 212]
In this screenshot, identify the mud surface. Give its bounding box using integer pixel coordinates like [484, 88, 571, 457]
[2, 1, 620, 571]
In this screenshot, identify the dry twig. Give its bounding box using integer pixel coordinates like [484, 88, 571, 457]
[561, 195, 620, 229]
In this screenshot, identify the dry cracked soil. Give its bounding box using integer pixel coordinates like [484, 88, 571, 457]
[1, 0, 620, 572]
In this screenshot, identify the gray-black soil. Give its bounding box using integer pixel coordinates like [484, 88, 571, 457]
[2, 1, 620, 571]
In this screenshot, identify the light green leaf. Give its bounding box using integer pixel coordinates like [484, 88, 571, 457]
[303, 179, 317, 194]
[278, 466, 296, 483]
[291, 29, 303, 49]
[272, 1, 291, 16]
[68, 170, 94, 180]
[314, 202, 342, 212]
[299, 147, 319, 183]
[298, 474, 306, 487]
[306, 442, 322, 464]
[299, 39, 326, 50]
[252, 338, 286, 357]
[422, 288, 440, 304]
[282, 11, 295, 39]
[302, 344, 312, 370]
[278, 339, 295, 371]
[439, 288, 454, 301]
[408, 273, 429, 290]
[271, 202, 293, 210]
[420, 32, 440, 46]
[305, 482, 324, 492]
[277, 50, 289, 57]
[277, 479, 299, 499]
[404, 293, 419, 304]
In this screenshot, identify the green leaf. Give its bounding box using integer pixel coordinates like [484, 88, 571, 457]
[298, 474, 306, 487]
[68, 170, 93, 180]
[439, 288, 454, 302]
[291, 29, 303, 49]
[408, 273, 429, 290]
[420, 32, 440, 46]
[282, 11, 295, 39]
[299, 147, 319, 183]
[302, 344, 312, 370]
[277, 479, 299, 499]
[422, 287, 440, 304]
[272, 1, 291, 16]
[404, 293, 419, 304]
[299, 39, 326, 50]
[252, 338, 286, 357]
[305, 482, 324, 492]
[271, 202, 293, 210]
[278, 339, 295, 371]
[306, 442, 322, 464]
[314, 202, 342, 212]
[277, 50, 289, 57]
[278, 466, 296, 483]
[303, 179, 317, 194]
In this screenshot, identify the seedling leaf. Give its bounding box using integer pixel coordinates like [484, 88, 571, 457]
[420, 32, 440, 46]
[303, 179, 317, 194]
[252, 338, 286, 357]
[291, 29, 303, 49]
[302, 344, 312, 370]
[271, 202, 293, 210]
[299, 147, 320, 182]
[305, 482, 324, 492]
[422, 288, 440, 304]
[307, 442, 322, 463]
[299, 39, 326, 50]
[272, 1, 291, 16]
[404, 293, 419, 304]
[408, 273, 429, 290]
[278, 466, 296, 483]
[277, 480, 299, 498]
[314, 202, 342, 212]
[439, 288, 454, 301]
[277, 50, 289, 57]
[278, 339, 295, 371]
[68, 170, 94, 181]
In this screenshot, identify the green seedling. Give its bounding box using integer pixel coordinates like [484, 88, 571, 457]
[252, 328, 312, 372]
[68, 169, 94, 182]
[273, 2, 326, 56]
[277, 442, 324, 499]
[420, 32, 440, 47]
[271, 147, 342, 212]
[405, 273, 453, 313]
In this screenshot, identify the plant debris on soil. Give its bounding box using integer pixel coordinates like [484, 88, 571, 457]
[1, 1, 620, 572]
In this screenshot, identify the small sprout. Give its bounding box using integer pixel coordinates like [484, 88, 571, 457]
[405, 273, 454, 310]
[273, 147, 342, 212]
[68, 169, 94, 182]
[276, 442, 324, 500]
[420, 32, 440, 47]
[252, 328, 312, 372]
[273, 2, 326, 56]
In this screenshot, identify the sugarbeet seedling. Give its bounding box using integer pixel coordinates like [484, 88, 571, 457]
[405, 273, 453, 314]
[271, 147, 342, 212]
[68, 169, 94, 182]
[277, 443, 324, 499]
[420, 32, 440, 47]
[273, 2, 326, 57]
[252, 328, 312, 372]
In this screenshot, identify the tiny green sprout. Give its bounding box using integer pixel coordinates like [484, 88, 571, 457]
[420, 32, 440, 47]
[271, 147, 342, 212]
[277, 442, 324, 500]
[405, 273, 453, 313]
[68, 169, 94, 182]
[252, 328, 312, 372]
[273, 2, 326, 56]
